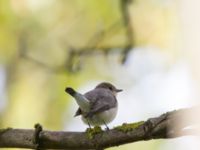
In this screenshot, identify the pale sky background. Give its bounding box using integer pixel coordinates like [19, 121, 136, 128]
[0, 66, 7, 113]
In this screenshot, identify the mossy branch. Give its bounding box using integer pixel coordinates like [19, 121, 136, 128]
[0, 106, 199, 149]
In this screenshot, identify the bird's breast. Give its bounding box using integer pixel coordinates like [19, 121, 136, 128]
[81, 106, 118, 126]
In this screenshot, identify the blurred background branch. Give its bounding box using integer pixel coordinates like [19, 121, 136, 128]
[11, 0, 135, 74]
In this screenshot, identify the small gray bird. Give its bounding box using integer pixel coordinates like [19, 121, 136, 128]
[65, 82, 122, 128]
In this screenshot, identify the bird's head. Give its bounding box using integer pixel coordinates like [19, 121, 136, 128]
[95, 82, 123, 96]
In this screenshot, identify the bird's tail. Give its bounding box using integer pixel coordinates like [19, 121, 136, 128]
[65, 87, 90, 111]
[65, 87, 76, 97]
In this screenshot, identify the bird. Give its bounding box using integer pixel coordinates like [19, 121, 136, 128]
[65, 82, 122, 129]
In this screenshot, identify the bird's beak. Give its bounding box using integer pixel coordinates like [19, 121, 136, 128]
[116, 89, 123, 92]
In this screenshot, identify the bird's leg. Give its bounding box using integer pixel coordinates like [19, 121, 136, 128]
[83, 112, 92, 129]
[86, 119, 92, 129]
[102, 120, 109, 131]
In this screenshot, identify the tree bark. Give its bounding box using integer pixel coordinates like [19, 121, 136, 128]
[0, 106, 199, 149]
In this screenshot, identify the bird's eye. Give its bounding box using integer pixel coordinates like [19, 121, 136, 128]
[109, 87, 112, 90]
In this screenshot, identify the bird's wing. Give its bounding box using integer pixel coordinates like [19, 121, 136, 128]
[83, 88, 117, 117]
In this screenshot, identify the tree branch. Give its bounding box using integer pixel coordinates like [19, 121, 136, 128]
[0, 106, 199, 149]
